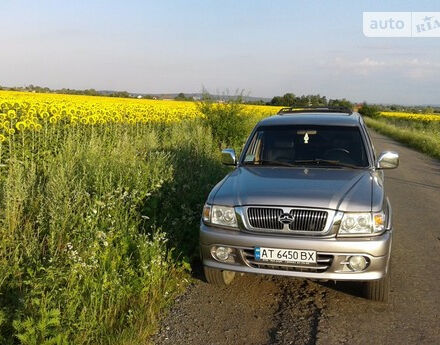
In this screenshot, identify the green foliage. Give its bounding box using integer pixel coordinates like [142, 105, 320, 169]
[197, 95, 251, 149]
[269, 93, 327, 107]
[423, 106, 434, 114]
[0, 121, 230, 344]
[359, 103, 381, 118]
[268, 93, 353, 109]
[328, 98, 353, 109]
[13, 306, 67, 345]
[106, 91, 130, 98]
[140, 122, 227, 259]
[0, 309, 7, 344]
[364, 116, 440, 160]
[174, 93, 192, 101]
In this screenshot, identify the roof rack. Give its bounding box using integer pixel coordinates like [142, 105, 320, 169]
[277, 106, 353, 115]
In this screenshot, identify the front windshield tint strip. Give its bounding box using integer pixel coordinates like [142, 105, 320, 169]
[242, 125, 369, 168]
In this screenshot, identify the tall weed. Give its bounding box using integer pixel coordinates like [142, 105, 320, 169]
[0, 121, 222, 344]
[197, 96, 254, 149]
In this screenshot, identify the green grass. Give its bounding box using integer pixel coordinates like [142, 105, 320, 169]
[0, 97, 262, 344]
[0, 120, 231, 344]
[364, 116, 440, 160]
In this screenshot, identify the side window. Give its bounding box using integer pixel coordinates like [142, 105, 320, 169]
[244, 132, 263, 162]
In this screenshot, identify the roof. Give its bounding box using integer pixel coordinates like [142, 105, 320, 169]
[258, 112, 362, 127]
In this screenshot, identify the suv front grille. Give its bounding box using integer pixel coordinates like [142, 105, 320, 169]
[241, 249, 333, 272]
[247, 207, 284, 230]
[247, 207, 328, 232]
[288, 209, 328, 231]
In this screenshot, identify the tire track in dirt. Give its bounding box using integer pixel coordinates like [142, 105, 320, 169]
[268, 279, 327, 345]
[153, 274, 281, 345]
[153, 273, 330, 345]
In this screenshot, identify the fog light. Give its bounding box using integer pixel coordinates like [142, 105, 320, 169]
[348, 255, 368, 271]
[214, 246, 231, 262]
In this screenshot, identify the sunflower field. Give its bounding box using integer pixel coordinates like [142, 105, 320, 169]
[0, 90, 279, 345]
[380, 111, 440, 123]
[0, 90, 278, 141]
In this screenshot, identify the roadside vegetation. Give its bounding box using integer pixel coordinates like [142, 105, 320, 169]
[361, 104, 440, 160]
[0, 91, 271, 344]
[3, 89, 436, 344]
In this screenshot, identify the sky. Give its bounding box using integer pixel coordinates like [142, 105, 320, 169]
[1, 0, 440, 104]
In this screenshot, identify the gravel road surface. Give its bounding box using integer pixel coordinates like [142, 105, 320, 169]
[153, 130, 440, 345]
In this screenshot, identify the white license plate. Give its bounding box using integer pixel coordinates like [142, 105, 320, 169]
[254, 247, 316, 264]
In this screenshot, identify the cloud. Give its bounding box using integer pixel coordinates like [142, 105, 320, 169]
[324, 57, 440, 79]
[358, 57, 386, 67]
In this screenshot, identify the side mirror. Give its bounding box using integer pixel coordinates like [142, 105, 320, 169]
[376, 151, 399, 169]
[221, 148, 237, 166]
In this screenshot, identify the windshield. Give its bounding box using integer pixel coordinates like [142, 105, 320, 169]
[242, 125, 369, 168]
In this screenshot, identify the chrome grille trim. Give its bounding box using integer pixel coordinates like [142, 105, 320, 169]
[289, 209, 327, 231]
[247, 207, 283, 230]
[244, 206, 330, 233]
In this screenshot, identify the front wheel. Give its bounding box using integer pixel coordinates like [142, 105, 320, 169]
[203, 266, 235, 286]
[364, 268, 390, 302]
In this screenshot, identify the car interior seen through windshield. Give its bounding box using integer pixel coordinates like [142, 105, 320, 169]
[243, 125, 369, 168]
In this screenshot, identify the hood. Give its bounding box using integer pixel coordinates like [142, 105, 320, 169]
[211, 166, 377, 212]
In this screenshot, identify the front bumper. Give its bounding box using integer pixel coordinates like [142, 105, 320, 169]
[200, 223, 392, 281]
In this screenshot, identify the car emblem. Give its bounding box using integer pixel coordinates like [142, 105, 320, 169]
[278, 213, 294, 224]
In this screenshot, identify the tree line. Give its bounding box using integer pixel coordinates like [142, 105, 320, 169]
[0, 84, 155, 99]
[268, 92, 353, 109]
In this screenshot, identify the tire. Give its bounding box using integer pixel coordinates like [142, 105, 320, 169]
[364, 267, 390, 302]
[203, 266, 235, 286]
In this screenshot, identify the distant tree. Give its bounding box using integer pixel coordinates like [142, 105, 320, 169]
[270, 93, 330, 107]
[109, 91, 130, 98]
[328, 98, 353, 109]
[175, 92, 187, 101]
[282, 93, 296, 106]
[270, 96, 282, 106]
[358, 103, 380, 118]
[245, 99, 266, 105]
[270, 93, 296, 106]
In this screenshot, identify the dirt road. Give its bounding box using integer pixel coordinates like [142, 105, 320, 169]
[153, 131, 440, 345]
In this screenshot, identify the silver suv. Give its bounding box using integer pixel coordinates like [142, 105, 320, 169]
[200, 107, 399, 302]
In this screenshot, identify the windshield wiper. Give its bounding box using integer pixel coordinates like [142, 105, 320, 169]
[292, 159, 364, 169]
[244, 160, 296, 167]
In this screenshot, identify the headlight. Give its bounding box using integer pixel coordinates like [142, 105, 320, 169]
[202, 204, 238, 228]
[339, 212, 386, 236]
